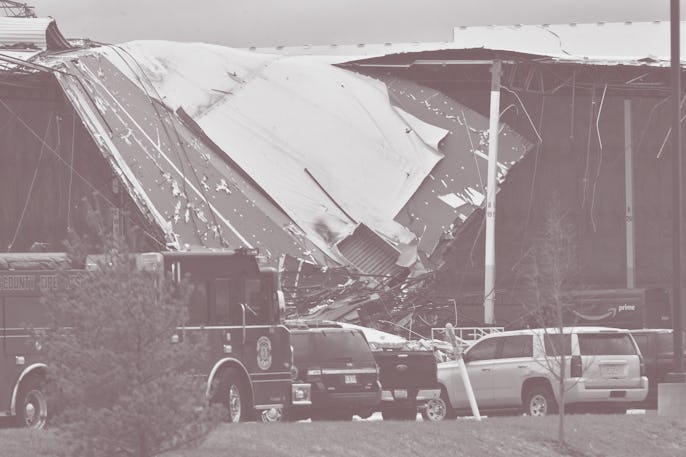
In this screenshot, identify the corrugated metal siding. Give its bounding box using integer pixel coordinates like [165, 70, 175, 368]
[337, 224, 405, 277]
[0, 17, 70, 50]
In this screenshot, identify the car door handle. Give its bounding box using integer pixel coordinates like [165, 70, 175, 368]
[481, 368, 491, 372]
[518, 365, 528, 369]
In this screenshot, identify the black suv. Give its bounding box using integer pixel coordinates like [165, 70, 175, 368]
[629, 328, 686, 408]
[284, 323, 381, 421]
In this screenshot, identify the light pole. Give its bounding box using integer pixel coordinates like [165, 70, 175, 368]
[668, 0, 685, 383]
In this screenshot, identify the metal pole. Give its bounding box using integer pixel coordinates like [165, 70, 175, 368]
[446, 323, 481, 420]
[624, 100, 636, 289]
[669, 0, 685, 381]
[483, 60, 501, 325]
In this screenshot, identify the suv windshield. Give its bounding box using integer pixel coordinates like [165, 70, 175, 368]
[292, 329, 375, 363]
[578, 333, 636, 355]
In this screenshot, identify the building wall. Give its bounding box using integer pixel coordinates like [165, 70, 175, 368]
[0, 75, 160, 253]
[434, 89, 679, 297]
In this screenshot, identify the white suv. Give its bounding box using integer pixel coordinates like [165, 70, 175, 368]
[429, 327, 648, 419]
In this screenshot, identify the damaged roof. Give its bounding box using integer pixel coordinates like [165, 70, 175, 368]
[0, 17, 557, 276]
[0, 16, 71, 51]
[3, 16, 680, 284]
[47, 52, 330, 265]
[249, 21, 686, 67]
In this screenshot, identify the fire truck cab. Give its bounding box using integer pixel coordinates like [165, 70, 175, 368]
[137, 249, 310, 422]
[1, 249, 310, 428]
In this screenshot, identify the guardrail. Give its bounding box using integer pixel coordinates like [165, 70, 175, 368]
[431, 326, 504, 350]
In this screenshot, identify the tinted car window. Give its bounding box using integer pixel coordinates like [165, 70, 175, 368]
[578, 333, 636, 355]
[632, 334, 650, 355]
[291, 329, 374, 363]
[466, 337, 499, 361]
[655, 333, 682, 354]
[544, 334, 572, 356]
[499, 335, 533, 359]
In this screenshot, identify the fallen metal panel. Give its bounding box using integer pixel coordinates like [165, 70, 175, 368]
[336, 224, 406, 278]
[366, 74, 531, 256]
[96, 41, 445, 266]
[50, 53, 329, 264]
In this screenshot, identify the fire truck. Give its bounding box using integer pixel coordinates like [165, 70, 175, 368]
[0, 249, 311, 428]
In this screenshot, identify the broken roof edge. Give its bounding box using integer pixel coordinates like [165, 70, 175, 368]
[246, 21, 686, 69]
[0, 16, 72, 52]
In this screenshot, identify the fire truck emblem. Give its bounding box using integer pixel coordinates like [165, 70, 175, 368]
[256, 336, 272, 370]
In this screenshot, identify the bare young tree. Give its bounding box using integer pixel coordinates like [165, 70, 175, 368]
[519, 198, 577, 448]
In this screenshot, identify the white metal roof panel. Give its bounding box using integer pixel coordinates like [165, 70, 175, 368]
[95, 41, 448, 261]
[452, 21, 682, 62]
[249, 21, 686, 67]
[48, 52, 331, 263]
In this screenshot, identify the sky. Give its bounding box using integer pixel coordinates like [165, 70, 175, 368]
[27, 0, 671, 48]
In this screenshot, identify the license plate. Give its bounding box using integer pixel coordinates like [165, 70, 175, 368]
[394, 389, 408, 399]
[601, 364, 624, 378]
[344, 374, 357, 384]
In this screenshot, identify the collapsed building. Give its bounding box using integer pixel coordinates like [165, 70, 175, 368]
[1, 17, 683, 335]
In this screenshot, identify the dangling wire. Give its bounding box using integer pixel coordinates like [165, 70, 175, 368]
[0, 97, 167, 250]
[590, 84, 609, 233]
[7, 113, 53, 251]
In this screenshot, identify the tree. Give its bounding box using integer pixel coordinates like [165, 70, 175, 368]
[41, 241, 219, 457]
[518, 198, 577, 448]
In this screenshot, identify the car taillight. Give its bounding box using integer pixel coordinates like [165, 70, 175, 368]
[570, 355, 582, 378]
[639, 355, 646, 377]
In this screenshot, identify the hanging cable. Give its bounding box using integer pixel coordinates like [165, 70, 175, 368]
[0, 97, 167, 250]
[7, 114, 52, 251]
[581, 86, 597, 209]
[589, 84, 608, 233]
[501, 86, 543, 143]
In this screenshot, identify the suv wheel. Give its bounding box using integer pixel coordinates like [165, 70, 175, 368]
[421, 397, 447, 422]
[523, 385, 557, 417]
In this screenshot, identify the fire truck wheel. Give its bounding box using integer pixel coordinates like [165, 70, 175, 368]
[218, 368, 250, 423]
[15, 376, 48, 429]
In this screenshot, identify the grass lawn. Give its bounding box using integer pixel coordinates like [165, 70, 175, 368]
[1, 414, 684, 457]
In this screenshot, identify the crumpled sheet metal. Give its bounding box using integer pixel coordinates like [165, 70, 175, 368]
[373, 74, 532, 256]
[96, 41, 449, 258]
[51, 53, 329, 263]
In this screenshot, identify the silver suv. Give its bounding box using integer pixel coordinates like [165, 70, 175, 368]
[430, 326, 648, 419]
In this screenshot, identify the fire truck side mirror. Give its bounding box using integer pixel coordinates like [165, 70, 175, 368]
[277, 290, 286, 323]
